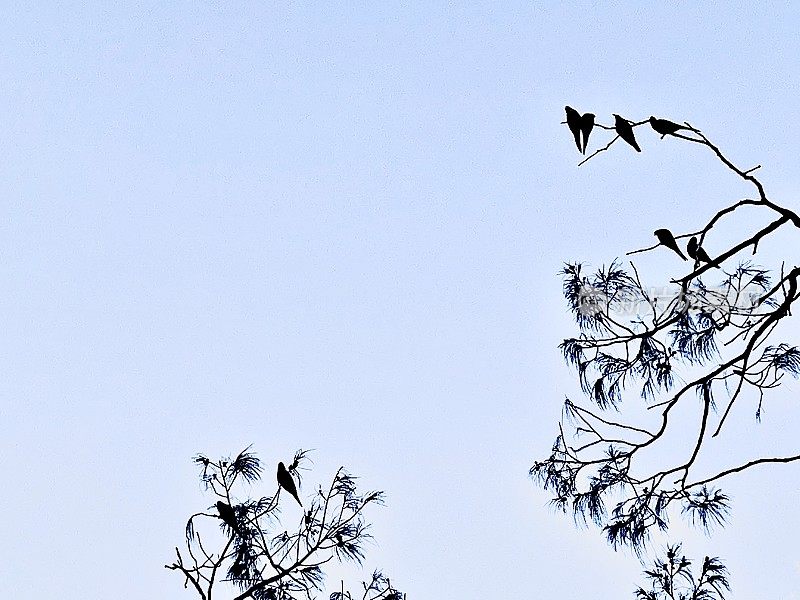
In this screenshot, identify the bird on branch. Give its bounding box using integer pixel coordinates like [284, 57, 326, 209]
[579, 112, 595, 154]
[216, 500, 239, 533]
[565, 106, 583, 153]
[687, 236, 720, 268]
[649, 116, 698, 138]
[614, 114, 641, 152]
[277, 461, 303, 507]
[654, 228, 688, 260]
[565, 106, 596, 154]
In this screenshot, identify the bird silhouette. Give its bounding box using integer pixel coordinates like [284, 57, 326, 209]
[649, 116, 697, 138]
[613, 114, 641, 152]
[565, 106, 582, 153]
[277, 461, 303, 506]
[579, 112, 595, 154]
[686, 236, 698, 258]
[216, 500, 238, 532]
[654, 229, 688, 260]
[687, 236, 720, 268]
[697, 246, 716, 266]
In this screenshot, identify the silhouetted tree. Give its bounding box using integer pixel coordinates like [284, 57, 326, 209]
[166, 446, 404, 600]
[634, 545, 730, 600]
[533, 112, 800, 561]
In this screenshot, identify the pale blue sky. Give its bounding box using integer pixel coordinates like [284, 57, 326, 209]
[2, 2, 800, 598]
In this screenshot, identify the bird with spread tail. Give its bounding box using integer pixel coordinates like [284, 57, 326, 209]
[654, 229, 688, 260]
[565, 106, 595, 154]
[277, 461, 303, 507]
[649, 116, 697, 138]
[687, 236, 720, 268]
[614, 114, 641, 152]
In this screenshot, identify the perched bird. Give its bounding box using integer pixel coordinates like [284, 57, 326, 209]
[687, 236, 720, 268]
[654, 229, 688, 261]
[696, 246, 717, 266]
[649, 116, 696, 138]
[686, 236, 698, 259]
[565, 106, 582, 153]
[216, 500, 238, 532]
[613, 114, 641, 152]
[579, 112, 595, 154]
[277, 461, 303, 507]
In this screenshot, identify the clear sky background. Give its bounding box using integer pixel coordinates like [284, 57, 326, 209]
[2, 2, 800, 598]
